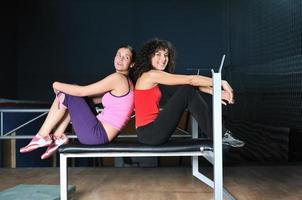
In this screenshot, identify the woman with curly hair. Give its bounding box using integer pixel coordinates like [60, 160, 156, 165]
[20, 45, 136, 159]
[131, 38, 234, 145]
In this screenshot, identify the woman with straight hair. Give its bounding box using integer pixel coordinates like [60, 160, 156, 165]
[20, 45, 136, 159]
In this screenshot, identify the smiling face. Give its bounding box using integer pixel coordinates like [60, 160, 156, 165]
[114, 47, 133, 73]
[151, 48, 169, 71]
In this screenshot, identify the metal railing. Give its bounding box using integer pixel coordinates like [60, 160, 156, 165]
[0, 109, 49, 139]
[0, 109, 191, 140]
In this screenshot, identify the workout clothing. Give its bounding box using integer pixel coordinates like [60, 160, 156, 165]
[97, 80, 134, 130]
[56, 77, 134, 145]
[57, 92, 109, 145]
[135, 85, 212, 145]
[134, 85, 161, 128]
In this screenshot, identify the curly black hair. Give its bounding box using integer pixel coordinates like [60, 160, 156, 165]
[130, 38, 176, 83]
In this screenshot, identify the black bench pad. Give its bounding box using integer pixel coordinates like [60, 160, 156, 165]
[58, 138, 213, 154]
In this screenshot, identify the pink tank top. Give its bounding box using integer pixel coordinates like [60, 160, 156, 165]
[96, 81, 134, 131]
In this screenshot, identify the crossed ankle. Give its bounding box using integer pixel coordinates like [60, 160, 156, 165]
[41, 134, 69, 159]
[19, 133, 53, 153]
[36, 133, 49, 139]
[53, 133, 64, 138]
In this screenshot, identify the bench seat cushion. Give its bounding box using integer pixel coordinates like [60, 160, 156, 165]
[58, 138, 213, 154]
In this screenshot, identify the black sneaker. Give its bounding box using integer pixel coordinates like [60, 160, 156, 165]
[222, 130, 245, 148]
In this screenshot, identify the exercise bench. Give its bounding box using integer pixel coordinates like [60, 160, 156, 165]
[59, 55, 236, 200]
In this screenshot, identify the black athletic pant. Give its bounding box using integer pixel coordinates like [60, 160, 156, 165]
[160, 85, 229, 134]
[137, 85, 212, 145]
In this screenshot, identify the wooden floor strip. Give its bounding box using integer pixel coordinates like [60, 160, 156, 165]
[0, 165, 302, 200]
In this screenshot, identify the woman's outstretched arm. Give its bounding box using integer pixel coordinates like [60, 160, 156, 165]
[199, 86, 234, 105]
[146, 70, 234, 104]
[53, 73, 123, 97]
[148, 70, 213, 87]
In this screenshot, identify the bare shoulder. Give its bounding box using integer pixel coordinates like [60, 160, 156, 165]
[144, 70, 159, 77]
[106, 72, 125, 81]
[95, 73, 127, 87]
[113, 72, 131, 84]
[137, 70, 169, 87]
[111, 72, 133, 91]
[149, 69, 164, 75]
[147, 70, 170, 80]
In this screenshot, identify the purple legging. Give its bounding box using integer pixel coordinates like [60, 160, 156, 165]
[58, 92, 109, 145]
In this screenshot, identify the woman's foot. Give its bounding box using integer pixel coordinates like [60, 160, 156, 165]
[41, 134, 69, 159]
[20, 134, 53, 153]
[222, 130, 245, 148]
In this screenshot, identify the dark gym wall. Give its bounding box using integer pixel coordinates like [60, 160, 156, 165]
[226, 0, 302, 128]
[0, 1, 18, 99]
[15, 0, 225, 101]
[223, 0, 302, 162]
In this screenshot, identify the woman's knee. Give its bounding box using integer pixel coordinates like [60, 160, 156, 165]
[56, 92, 68, 109]
[178, 85, 199, 98]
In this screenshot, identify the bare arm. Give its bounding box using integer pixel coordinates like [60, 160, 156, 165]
[199, 86, 213, 95]
[199, 85, 234, 105]
[148, 70, 213, 87]
[138, 70, 234, 104]
[53, 73, 120, 97]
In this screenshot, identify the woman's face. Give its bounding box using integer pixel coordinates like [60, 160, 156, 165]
[151, 48, 169, 71]
[114, 47, 133, 72]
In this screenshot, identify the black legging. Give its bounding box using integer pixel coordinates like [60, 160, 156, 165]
[137, 85, 212, 145]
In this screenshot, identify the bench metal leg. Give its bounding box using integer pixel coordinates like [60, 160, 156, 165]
[212, 70, 223, 200]
[192, 156, 214, 188]
[198, 150, 237, 200]
[60, 154, 68, 200]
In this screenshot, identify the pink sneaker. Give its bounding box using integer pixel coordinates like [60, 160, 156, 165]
[20, 134, 53, 153]
[41, 134, 69, 159]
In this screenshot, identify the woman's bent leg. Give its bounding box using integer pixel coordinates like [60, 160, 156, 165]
[137, 85, 212, 145]
[59, 93, 108, 145]
[20, 98, 67, 153]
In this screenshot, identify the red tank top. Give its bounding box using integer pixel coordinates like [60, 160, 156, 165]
[134, 85, 162, 128]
